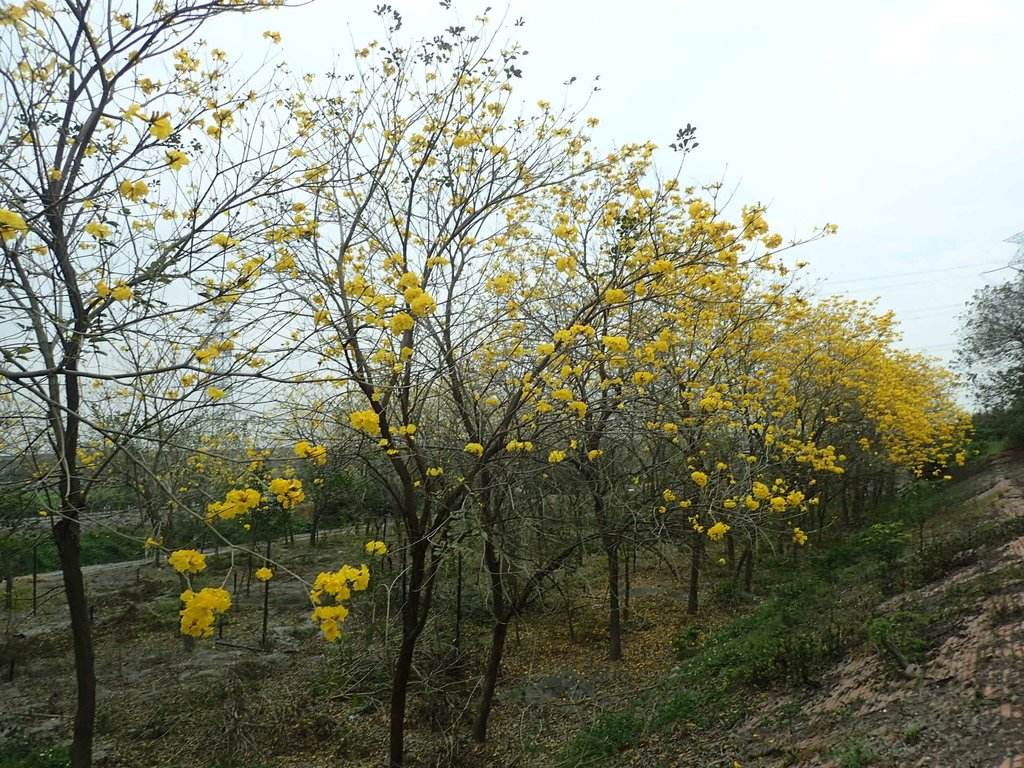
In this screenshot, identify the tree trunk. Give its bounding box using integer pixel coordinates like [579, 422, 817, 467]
[389, 620, 417, 768]
[54, 513, 95, 768]
[308, 513, 318, 546]
[687, 528, 703, 614]
[388, 527, 434, 768]
[474, 536, 510, 743]
[604, 534, 622, 661]
[623, 544, 630, 624]
[743, 541, 755, 593]
[454, 550, 463, 652]
[472, 618, 508, 742]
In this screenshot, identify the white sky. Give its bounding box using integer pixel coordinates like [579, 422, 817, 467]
[212, 0, 1024, 373]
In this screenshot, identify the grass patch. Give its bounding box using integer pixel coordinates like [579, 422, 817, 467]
[1, 528, 143, 577]
[559, 710, 643, 767]
[0, 736, 70, 768]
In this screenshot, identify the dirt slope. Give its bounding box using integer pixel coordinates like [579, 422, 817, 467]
[726, 453, 1024, 768]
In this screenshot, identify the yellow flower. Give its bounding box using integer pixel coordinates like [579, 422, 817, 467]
[206, 488, 262, 520]
[551, 388, 573, 402]
[168, 549, 206, 574]
[263, 30, 281, 43]
[148, 115, 173, 140]
[536, 343, 555, 355]
[409, 293, 437, 317]
[294, 441, 327, 465]
[111, 282, 133, 301]
[365, 540, 388, 556]
[691, 471, 709, 488]
[84, 221, 112, 239]
[255, 567, 273, 581]
[390, 311, 415, 335]
[603, 288, 628, 304]
[46, 167, 62, 181]
[752, 481, 770, 499]
[426, 466, 444, 477]
[632, 371, 656, 386]
[0, 209, 27, 239]
[548, 450, 566, 464]
[349, 409, 381, 436]
[123, 103, 144, 121]
[707, 522, 731, 541]
[165, 150, 189, 171]
[792, 528, 809, 546]
[464, 442, 485, 457]
[207, 387, 226, 400]
[211, 232, 239, 249]
[601, 336, 629, 353]
[268, 477, 305, 508]
[118, 179, 149, 201]
[179, 587, 231, 638]
[309, 564, 370, 641]
[587, 449, 603, 461]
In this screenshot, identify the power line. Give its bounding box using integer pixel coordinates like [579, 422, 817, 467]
[822, 260, 1007, 288]
[837, 271, 1001, 295]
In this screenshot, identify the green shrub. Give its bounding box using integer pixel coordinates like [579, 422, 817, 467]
[830, 737, 876, 768]
[558, 711, 643, 767]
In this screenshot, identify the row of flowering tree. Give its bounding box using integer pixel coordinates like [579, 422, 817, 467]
[0, 3, 970, 767]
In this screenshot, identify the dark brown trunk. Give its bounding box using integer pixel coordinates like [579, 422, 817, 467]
[622, 544, 630, 624]
[388, 527, 434, 768]
[389, 619, 417, 768]
[473, 535, 507, 743]
[743, 542, 755, 593]
[54, 512, 95, 768]
[687, 528, 703, 614]
[604, 534, 622, 661]
[472, 619, 508, 742]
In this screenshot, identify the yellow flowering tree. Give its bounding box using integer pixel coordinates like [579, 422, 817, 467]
[0, 2, 311, 765]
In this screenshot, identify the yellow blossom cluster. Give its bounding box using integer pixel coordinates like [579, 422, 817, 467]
[350, 409, 381, 436]
[168, 549, 206, 574]
[206, 488, 262, 521]
[294, 440, 327, 464]
[179, 587, 231, 638]
[268, 477, 304, 509]
[309, 564, 371, 641]
[365, 540, 388, 555]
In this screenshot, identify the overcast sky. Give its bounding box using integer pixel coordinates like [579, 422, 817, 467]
[214, 0, 1024, 374]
